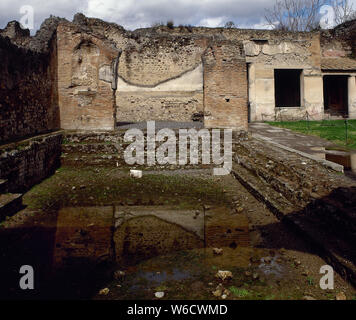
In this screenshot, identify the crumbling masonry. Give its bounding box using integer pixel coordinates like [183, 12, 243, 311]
[2, 13, 356, 141]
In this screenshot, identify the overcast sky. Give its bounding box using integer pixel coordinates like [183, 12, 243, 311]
[0, 0, 281, 33]
[1, 0, 355, 33]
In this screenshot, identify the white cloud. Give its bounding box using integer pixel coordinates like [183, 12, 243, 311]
[198, 17, 226, 28]
[0, 0, 277, 32]
[84, 0, 276, 30]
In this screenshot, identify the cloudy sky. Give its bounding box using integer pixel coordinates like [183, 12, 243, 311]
[0, 0, 355, 33]
[0, 0, 281, 33]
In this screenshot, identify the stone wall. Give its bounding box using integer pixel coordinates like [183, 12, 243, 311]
[56, 23, 120, 130]
[232, 135, 356, 251]
[0, 35, 59, 143]
[56, 15, 249, 130]
[245, 33, 323, 121]
[0, 133, 62, 193]
[203, 40, 248, 130]
[113, 27, 207, 123]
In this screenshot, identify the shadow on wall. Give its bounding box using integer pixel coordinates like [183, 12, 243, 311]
[0, 36, 60, 145]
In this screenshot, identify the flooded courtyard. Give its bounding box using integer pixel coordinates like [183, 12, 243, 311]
[0, 166, 355, 300]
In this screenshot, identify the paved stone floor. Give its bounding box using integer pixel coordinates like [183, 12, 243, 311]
[249, 122, 336, 158]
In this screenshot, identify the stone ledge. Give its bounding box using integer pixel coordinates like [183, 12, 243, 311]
[253, 133, 344, 173]
[0, 193, 23, 222]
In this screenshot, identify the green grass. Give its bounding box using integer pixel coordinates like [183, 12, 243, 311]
[229, 286, 250, 298]
[23, 166, 229, 211]
[267, 120, 356, 150]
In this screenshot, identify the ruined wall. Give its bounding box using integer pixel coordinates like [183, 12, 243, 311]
[56, 23, 120, 130]
[204, 41, 248, 130]
[244, 33, 323, 121]
[115, 36, 206, 122]
[0, 133, 62, 193]
[321, 24, 356, 118]
[0, 35, 59, 143]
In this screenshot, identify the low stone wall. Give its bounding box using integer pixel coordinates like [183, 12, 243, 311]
[232, 135, 356, 284]
[0, 133, 62, 193]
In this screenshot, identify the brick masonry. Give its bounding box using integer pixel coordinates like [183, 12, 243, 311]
[0, 36, 59, 144]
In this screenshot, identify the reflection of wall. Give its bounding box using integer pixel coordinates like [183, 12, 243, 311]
[114, 216, 203, 265]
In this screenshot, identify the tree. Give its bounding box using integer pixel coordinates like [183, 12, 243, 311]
[332, 0, 356, 25]
[265, 0, 356, 32]
[265, 0, 324, 31]
[224, 21, 236, 28]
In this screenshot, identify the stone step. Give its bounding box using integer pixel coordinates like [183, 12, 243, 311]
[0, 193, 23, 221]
[0, 179, 8, 194]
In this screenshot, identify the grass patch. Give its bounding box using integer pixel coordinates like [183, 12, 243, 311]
[267, 120, 356, 150]
[23, 166, 229, 211]
[229, 286, 250, 298]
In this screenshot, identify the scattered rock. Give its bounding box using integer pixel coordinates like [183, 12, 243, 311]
[213, 248, 223, 255]
[221, 294, 227, 300]
[99, 288, 110, 296]
[212, 288, 223, 297]
[114, 270, 126, 280]
[294, 260, 301, 266]
[336, 292, 347, 300]
[252, 273, 259, 280]
[155, 292, 165, 299]
[236, 207, 244, 213]
[303, 296, 316, 300]
[263, 257, 272, 264]
[223, 289, 231, 296]
[215, 270, 233, 281]
[130, 170, 143, 179]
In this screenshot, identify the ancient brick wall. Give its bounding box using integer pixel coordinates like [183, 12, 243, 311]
[56, 23, 120, 130]
[203, 41, 248, 130]
[0, 36, 59, 143]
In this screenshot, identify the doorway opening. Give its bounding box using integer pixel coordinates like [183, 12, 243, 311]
[323, 75, 349, 117]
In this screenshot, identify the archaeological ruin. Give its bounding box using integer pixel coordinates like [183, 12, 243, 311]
[1, 13, 356, 300]
[2, 13, 356, 140]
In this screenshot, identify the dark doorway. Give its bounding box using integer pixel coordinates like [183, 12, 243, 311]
[323, 75, 348, 116]
[275, 69, 302, 108]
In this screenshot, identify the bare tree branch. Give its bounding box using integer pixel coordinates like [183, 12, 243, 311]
[265, 0, 356, 31]
[265, 0, 325, 32]
[332, 0, 356, 25]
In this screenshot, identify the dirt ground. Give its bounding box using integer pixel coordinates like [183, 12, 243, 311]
[0, 166, 355, 300]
